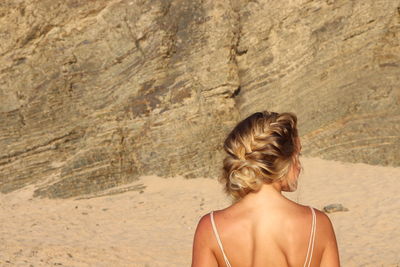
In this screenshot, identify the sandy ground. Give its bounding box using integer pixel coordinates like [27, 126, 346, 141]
[1, 157, 399, 267]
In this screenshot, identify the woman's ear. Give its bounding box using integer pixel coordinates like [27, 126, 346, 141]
[279, 159, 298, 192]
[284, 156, 300, 192]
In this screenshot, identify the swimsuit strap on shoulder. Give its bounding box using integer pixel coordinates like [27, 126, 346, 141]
[210, 211, 232, 267]
[303, 206, 317, 267]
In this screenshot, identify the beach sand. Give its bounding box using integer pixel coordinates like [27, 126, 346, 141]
[1, 157, 399, 266]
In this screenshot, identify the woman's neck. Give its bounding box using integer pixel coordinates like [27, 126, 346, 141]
[238, 182, 289, 208]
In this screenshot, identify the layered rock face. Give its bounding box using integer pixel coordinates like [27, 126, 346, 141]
[0, 0, 399, 198]
[235, 0, 400, 166]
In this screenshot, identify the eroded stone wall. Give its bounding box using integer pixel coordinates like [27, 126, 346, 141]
[234, 0, 400, 166]
[0, 0, 399, 198]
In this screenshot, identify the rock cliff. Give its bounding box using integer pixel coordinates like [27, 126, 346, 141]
[1, 0, 399, 198]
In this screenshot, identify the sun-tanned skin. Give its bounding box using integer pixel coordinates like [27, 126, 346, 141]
[192, 140, 340, 267]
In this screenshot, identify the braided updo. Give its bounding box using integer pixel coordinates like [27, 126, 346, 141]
[220, 111, 299, 200]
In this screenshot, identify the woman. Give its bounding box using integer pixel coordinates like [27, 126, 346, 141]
[192, 111, 339, 267]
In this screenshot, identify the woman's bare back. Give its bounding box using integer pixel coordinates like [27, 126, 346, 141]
[192, 191, 339, 267]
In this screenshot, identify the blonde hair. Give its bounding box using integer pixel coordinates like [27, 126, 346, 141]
[220, 111, 299, 200]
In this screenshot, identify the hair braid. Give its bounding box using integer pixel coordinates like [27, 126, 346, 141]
[220, 111, 298, 200]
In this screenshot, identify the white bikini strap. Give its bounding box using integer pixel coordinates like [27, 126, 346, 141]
[210, 211, 232, 267]
[303, 206, 317, 267]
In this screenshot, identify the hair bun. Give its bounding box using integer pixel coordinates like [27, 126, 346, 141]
[220, 111, 298, 200]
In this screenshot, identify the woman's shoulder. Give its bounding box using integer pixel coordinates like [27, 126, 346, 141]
[306, 206, 340, 264]
[194, 208, 231, 239]
[286, 199, 330, 218]
[195, 211, 212, 232]
[301, 205, 334, 231]
[192, 211, 220, 266]
[193, 211, 215, 244]
[312, 207, 337, 243]
[282, 202, 333, 230]
[304, 204, 335, 228]
[296, 205, 337, 250]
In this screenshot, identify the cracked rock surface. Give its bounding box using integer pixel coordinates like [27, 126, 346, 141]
[0, 0, 399, 198]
